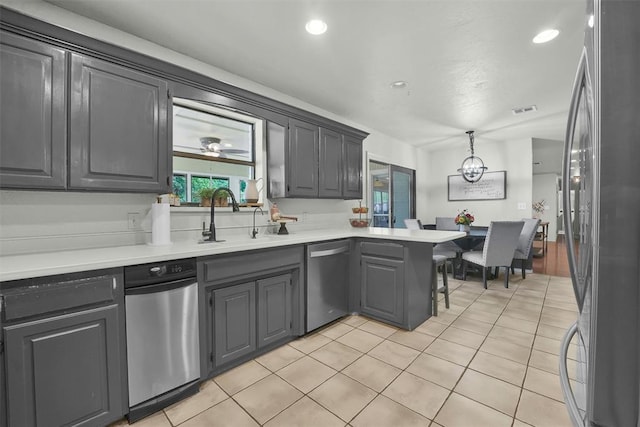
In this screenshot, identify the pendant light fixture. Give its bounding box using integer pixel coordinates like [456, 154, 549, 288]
[457, 130, 488, 183]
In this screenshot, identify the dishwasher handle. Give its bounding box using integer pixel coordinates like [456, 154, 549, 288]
[309, 245, 350, 258]
[125, 277, 197, 296]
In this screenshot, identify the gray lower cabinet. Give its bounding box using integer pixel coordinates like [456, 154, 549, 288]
[360, 255, 405, 324]
[357, 240, 433, 330]
[0, 31, 67, 189]
[69, 53, 171, 192]
[199, 246, 303, 377]
[209, 274, 293, 370]
[213, 282, 256, 367]
[0, 270, 126, 427]
[257, 274, 292, 348]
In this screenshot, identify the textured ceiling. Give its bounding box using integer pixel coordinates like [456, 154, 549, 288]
[43, 0, 586, 149]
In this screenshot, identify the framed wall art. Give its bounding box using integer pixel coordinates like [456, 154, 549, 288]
[448, 170, 507, 201]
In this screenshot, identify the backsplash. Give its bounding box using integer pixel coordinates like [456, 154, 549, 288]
[0, 190, 355, 255]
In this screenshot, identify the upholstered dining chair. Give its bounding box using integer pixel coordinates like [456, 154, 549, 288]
[511, 218, 541, 279]
[462, 221, 524, 289]
[404, 219, 451, 315]
[434, 217, 464, 255]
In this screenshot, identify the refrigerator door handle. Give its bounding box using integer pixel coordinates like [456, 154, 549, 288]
[562, 48, 590, 311]
[559, 322, 583, 427]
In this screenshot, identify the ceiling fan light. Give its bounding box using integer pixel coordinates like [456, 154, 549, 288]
[533, 29, 559, 44]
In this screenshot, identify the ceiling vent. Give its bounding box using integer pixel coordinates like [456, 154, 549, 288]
[512, 105, 538, 115]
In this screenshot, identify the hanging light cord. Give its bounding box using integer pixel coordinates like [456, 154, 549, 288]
[466, 130, 475, 155]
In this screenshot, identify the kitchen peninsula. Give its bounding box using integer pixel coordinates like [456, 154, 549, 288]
[0, 227, 463, 426]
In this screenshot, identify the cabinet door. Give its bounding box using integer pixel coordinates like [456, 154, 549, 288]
[69, 53, 170, 192]
[343, 135, 363, 199]
[257, 274, 292, 348]
[360, 255, 404, 324]
[214, 282, 256, 367]
[287, 118, 318, 197]
[0, 32, 67, 189]
[4, 305, 124, 427]
[318, 128, 343, 198]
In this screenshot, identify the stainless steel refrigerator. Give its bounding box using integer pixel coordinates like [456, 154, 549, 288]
[560, 0, 640, 426]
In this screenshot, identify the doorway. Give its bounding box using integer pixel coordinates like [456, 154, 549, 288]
[369, 160, 415, 228]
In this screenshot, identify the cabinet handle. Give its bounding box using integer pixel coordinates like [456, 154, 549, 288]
[112, 277, 117, 291]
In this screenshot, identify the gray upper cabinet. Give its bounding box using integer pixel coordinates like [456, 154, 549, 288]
[343, 134, 363, 199]
[287, 118, 319, 197]
[268, 118, 364, 199]
[69, 53, 171, 192]
[0, 32, 67, 189]
[318, 127, 343, 198]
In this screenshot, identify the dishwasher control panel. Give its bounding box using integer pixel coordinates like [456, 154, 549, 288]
[124, 258, 197, 288]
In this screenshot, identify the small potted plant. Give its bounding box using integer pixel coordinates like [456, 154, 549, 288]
[213, 188, 229, 207]
[455, 209, 475, 232]
[197, 187, 216, 207]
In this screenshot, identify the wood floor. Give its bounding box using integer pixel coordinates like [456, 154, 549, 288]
[532, 237, 570, 277]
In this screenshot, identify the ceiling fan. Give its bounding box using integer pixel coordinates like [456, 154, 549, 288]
[199, 137, 249, 157]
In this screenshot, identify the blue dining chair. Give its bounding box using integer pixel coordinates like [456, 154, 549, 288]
[462, 221, 524, 289]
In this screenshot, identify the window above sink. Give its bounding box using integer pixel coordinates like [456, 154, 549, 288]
[172, 98, 264, 205]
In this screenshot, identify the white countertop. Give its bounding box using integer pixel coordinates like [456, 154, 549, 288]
[0, 228, 464, 282]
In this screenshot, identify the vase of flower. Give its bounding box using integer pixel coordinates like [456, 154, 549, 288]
[455, 209, 475, 232]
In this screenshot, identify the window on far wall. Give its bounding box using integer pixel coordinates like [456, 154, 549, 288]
[173, 172, 229, 203]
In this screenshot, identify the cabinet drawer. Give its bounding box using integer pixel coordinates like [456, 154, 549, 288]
[2, 274, 117, 322]
[360, 241, 405, 259]
[199, 246, 303, 286]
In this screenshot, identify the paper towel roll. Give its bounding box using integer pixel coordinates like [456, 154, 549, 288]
[150, 203, 171, 245]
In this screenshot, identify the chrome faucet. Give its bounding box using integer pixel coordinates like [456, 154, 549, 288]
[252, 207, 264, 239]
[202, 187, 240, 242]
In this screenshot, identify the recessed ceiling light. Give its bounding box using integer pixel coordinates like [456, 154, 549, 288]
[305, 19, 327, 35]
[533, 29, 560, 44]
[390, 81, 408, 89]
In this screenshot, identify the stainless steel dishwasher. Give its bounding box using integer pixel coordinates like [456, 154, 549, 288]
[124, 259, 200, 422]
[306, 239, 350, 332]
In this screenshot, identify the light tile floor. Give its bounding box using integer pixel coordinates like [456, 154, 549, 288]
[113, 273, 577, 427]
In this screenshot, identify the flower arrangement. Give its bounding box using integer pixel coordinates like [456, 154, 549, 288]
[455, 209, 475, 226]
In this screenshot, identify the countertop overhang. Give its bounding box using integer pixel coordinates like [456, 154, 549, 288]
[0, 228, 465, 282]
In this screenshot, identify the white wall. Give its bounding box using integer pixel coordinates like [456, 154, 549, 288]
[416, 138, 533, 227]
[0, 0, 418, 254]
[533, 173, 559, 241]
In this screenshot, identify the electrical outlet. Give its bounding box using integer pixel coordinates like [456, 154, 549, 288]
[302, 212, 309, 222]
[127, 212, 140, 230]
[517, 202, 527, 210]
